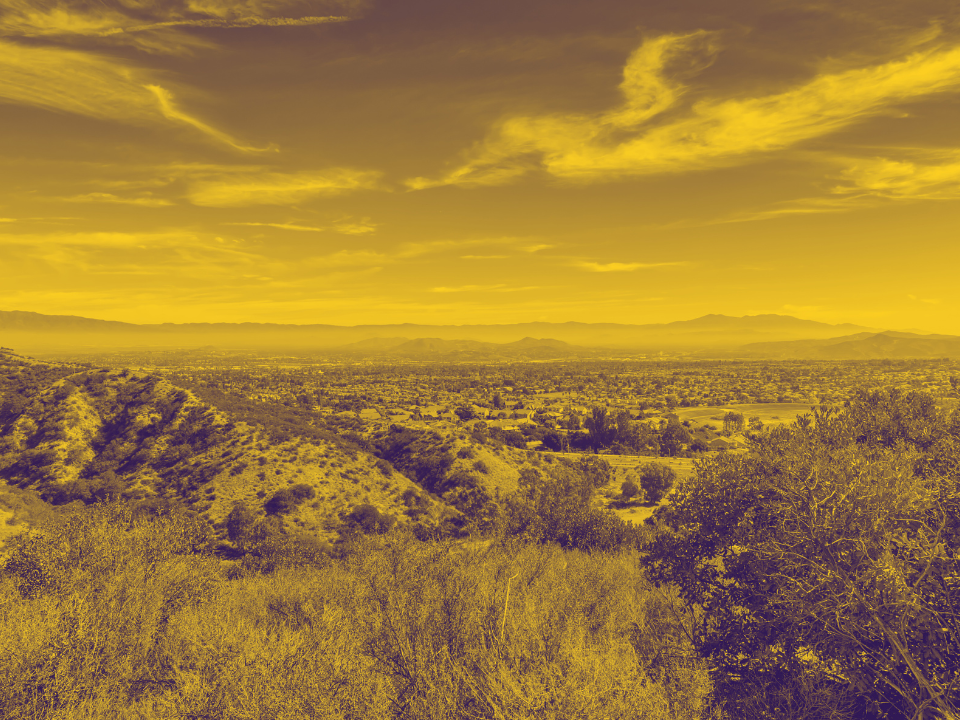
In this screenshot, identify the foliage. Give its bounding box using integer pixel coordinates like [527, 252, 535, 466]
[499, 463, 646, 553]
[642, 389, 960, 720]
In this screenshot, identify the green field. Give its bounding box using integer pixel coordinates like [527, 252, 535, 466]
[675, 403, 816, 426]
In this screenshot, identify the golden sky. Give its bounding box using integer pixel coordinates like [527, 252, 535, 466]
[2, 0, 960, 331]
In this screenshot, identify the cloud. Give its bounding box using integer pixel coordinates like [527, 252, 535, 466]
[146, 84, 274, 152]
[575, 261, 684, 272]
[225, 221, 326, 232]
[833, 152, 960, 200]
[412, 32, 960, 187]
[0, 1, 361, 53]
[461, 254, 508, 259]
[187, 168, 382, 206]
[430, 285, 539, 293]
[0, 230, 199, 247]
[62, 192, 174, 206]
[304, 249, 388, 269]
[332, 219, 377, 234]
[0, 40, 268, 151]
[907, 294, 941, 305]
[0, 218, 15, 222]
[521, 244, 554, 253]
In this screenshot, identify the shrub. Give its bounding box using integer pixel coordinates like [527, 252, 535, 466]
[341, 503, 395, 536]
[264, 488, 296, 515]
[472, 459, 490, 474]
[457, 446, 476, 459]
[288, 483, 316, 501]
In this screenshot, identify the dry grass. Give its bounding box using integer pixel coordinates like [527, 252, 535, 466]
[0, 508, 718, 720]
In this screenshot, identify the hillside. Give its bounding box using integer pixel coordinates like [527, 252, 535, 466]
[332, 336, 598, 360]
[0, 354, 612, 551]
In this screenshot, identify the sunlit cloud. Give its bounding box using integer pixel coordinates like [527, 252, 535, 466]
[304, 249, 388, 269]
[187, 168, 382, 206]
[834, 152, 960, 199]
[522, 244, 554, 253]
[430, 285, 539, 293]
[225, 222, 326, 232]
[332, 219, 378, 234]
[461, 255, 509, 260]
[0, 218, 15, 222]
[0, 1, 359, 54]
[575, 261, 685, 272]
[0, 40, 266, 151]
[412, 33, 960, 187]
[62, 192, 174, 206]
[146, 84, 275, 153]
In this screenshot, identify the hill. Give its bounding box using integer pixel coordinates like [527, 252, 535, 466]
[1, 310, 881, 353]
[332, 336, 597, 360]
[0, 353, 613, 552]
[737, 331, 960, 359]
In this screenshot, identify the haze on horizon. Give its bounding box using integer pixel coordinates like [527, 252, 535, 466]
[1, 0, 958, 333]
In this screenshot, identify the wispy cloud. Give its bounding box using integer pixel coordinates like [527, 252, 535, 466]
[0, 40, 268, 151]
[225, 222, 326, 232]
[304, 249, 388, 269]
[0, 1, 360, 54]
[908, 294, 941, 305]
[410, 33, 960, 187]
[461, 254, 509, 260]
[833, 152, 960, 200]
[430, 285, 539, 293]
[187, 168, 382, 206]
[575, 261, 685, 272]
[62, 192, 174, 206]
[521, 244, 554, 253]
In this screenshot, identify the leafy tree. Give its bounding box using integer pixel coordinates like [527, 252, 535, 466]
[620, 479, 642, 503]
[584, 406, 614, 451]
[637, 462, 676, 503]
[659, 422, 691, 456]
[642, 389, 960, 720]
[723, 411, 745, 434]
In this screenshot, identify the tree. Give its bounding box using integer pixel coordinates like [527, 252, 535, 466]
[643, 390, 960, 720]
[659, 422, 691, 457]
[584, 406, 614, 451]
[637, 462, 676, 503]
[723, 411, 745, 434]
[620, 479, 642, 503]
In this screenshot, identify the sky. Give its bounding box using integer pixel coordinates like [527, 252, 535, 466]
[1, 0, 960, 331]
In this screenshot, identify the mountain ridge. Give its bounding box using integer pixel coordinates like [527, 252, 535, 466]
[1, 310, 884, 352]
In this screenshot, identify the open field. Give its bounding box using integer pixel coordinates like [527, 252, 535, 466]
[675, 403, 815, 426]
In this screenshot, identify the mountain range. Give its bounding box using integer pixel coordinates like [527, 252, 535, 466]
[0, 310, 882, 353]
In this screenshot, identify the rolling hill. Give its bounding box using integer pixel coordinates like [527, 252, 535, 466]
[737, 331, 960, 359]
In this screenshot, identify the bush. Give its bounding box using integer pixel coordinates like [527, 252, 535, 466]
[288, 483, 315, 501]
[472, 459, 490, 474]
[342, 503, 396, 536]
[264, 488, 296, 515]
[456, 446, 476, 459]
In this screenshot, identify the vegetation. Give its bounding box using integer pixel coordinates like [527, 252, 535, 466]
[644, 388, 960, 719]
[0, 499, 710, 720]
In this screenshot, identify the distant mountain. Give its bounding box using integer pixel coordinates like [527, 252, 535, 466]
[331, 336, 595, 360]
[1, 310, 883, 353]
[737, 331, 960, 359]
